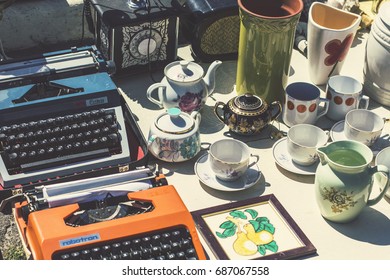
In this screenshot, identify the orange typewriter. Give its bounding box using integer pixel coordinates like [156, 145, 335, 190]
[10, 169, 206, 260]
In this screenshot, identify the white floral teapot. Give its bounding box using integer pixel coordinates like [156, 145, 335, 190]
[148, 108, 201, 162]
[147, 60, 222, 113]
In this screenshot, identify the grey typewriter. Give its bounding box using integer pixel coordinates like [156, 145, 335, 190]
[0, 47, 131, 188]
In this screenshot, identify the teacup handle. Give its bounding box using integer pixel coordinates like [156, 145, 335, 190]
[269, 101, 282, 121]
[358, 95, 370, 109]
[367, 164, 390, 206]
[213, 101, 226, 123]
[315, 97, 329, 120]
[146, 83, 165, 108]
[248, 154, 260, 168]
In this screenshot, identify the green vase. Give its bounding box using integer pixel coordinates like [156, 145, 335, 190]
[236, 0, 303, 105]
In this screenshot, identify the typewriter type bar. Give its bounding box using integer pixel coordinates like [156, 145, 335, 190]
[0, 46, 114, 89]
[14, 185, 207, 260]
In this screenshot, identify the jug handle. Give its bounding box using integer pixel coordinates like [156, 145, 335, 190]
[213, 101, 226, 123]
[146, 83, 165, 108]
[269, 101, 282, 121]
[367, 164, 390, 206]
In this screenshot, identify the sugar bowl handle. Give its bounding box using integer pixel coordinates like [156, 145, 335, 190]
[213, 101, 226, 123]
[269, 101, 282, 121]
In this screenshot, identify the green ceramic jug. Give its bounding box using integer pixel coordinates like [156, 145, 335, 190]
[236, 0, 303, 105]
[315, 140, 390, 223]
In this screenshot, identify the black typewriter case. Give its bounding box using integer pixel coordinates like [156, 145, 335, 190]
[0, 93, 149, 203]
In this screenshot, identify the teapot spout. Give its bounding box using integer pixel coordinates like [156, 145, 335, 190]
[203, 60, 222, 95]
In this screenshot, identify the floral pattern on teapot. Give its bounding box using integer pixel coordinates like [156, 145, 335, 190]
[176, 91, 203, 113]
[152, 134, 201, 162]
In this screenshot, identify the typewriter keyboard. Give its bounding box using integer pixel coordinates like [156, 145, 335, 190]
[0, 108, 122, 174]
[52, 226, 200, 260]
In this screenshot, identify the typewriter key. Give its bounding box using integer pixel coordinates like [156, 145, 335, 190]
[0, 133, 6, 141]
[16, 133, 25, 141]
[91, 247, 100, 255]
[70, 252, 80, 259]
[28, 150, 36, 157]
[8, 152, 18, 162]
[112, 243, 121, 254]
[12, 144, 21, 151]
[19, 152, 27, 161]
[120, 252, 130, 260]
[0, 126, 10, 133]
[6, 135, 16, 143]
[81, 249, 91, 260]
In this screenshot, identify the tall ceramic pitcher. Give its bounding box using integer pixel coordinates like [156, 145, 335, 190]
[315, 140, 390, 223]
[235, 0, 303, 105]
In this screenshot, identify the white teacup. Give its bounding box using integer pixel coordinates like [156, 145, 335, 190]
[344, 109, 384, 146]
[326, 75, 370, 121]
[287, 124, 329, 166]
[209, 139, 258, 181]
[375, 147, 390, 199]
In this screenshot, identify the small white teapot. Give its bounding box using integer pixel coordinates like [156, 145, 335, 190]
[148, 108, 201, 162]
[147, 60, 222, 113]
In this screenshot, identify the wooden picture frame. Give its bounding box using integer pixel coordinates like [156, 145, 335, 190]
[192, 194, 317, 260]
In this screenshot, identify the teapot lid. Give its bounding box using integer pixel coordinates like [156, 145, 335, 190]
[229, 94, 268, 116]
[155, 108, 195, 134]
[165, 61, 204, 83]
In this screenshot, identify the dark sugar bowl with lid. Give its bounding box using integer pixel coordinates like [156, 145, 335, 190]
[214, 93, 282, 135]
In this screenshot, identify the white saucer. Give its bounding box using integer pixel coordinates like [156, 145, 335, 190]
[330, 120, 347, 142]
[194, 153, 261, 192]
[272, 137, 318, 175]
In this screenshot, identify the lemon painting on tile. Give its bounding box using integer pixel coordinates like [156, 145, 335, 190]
[216, 209, 278, 256]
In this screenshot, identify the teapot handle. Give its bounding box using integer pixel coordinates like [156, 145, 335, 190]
[213, 101, 226, 123]
[269, 101, 282, 121]
[367, 164, 390, 206]
[190, 110, 202, 126]
[146, 83, 165, 108]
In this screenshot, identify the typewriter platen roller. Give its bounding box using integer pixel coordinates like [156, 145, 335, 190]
[14, 185, 207, 260]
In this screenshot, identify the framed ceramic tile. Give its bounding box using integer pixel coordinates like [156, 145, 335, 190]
[192, 194, 317, 260]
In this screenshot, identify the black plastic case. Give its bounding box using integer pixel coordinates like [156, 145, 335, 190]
[88, 0, 179, 75]
[176, 0, 240, 62]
